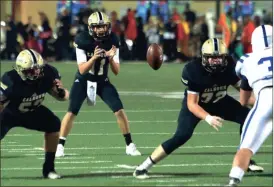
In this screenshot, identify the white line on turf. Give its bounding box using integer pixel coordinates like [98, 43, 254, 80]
[24, 153, 79, 156]
[3, 144, 272, 152]
[1, 162, 271, 171]
[52, 109, 179, 113]
[5, 131, 239, 137]
[38, 156, 95, 160]
[137, 179, 197, 183]
[55, 161, 112, 164]
[0, 145, 31, 147]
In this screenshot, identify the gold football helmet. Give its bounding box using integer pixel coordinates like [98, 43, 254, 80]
[15, 49, 44, 81]
[88, 11, 111, 40]
[201, 38, 228, 73]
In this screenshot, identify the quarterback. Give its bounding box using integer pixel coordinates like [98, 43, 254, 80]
[56, 11, 141, 157]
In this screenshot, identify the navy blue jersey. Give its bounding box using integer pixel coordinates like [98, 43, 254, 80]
[74, 31, 120, 82]
[181, 57, 239, 104]
[0, 64, 60, 115]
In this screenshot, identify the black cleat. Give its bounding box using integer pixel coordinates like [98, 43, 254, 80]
[247, 160, 264, 173]
[133, 168, 149, 179]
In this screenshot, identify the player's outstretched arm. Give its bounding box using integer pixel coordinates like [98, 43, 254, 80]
[48, 79, 69, 101]
[187, 93, 223, 131]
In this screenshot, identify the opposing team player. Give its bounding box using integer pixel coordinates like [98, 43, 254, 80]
[133, 38, 263, 179]
[0, 49, 69, 179]
[227, 25, 273, 186]
[56, 11, 141, 157]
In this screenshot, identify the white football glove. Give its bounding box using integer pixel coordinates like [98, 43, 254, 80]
[205, 115, 224, 131]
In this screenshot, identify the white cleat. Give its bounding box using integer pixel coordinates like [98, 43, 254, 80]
[126, 143, 141, 156]
[55, 144, 65, 157]
[44, 171, 61, 179]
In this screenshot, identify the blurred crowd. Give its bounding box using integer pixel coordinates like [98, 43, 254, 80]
[0, 3, 272, 62]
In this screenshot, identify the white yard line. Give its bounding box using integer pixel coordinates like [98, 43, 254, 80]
[1, 162, 271, 171]
[55, 161, 112, 164]
[52, 109, 179, 113]
[5, 131, 239, 137]
[3, 144, 272, 152]
[38, 156, 95, 160]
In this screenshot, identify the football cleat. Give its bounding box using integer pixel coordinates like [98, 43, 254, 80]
[133, 168, 149, 179]
[43, 171, 61, 179]
[248, 160, 264, 172]
[225, 177, 240, 187]
[126, 143, 141, 156]
[55, 144, 65, 157]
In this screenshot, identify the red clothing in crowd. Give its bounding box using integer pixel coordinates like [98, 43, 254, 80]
[125, 10, 137, 41]
[241, 21, 255, 53]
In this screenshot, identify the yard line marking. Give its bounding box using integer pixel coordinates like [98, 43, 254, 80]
[1, 142, 17, 144]
[137, 179, 196, 183]
[52, 109, 179, 113]
[2, 162, 271, 171]
[74, 120, 176, 124]
[117, 162, 271, 169]
[0, 145, 31, 147]
[55, 161, 112, 164]
[24, 153, 79, 156]
[2, 144, 272, 152]
[38, 156, 95, 160]
[5, 131, 239, 137]
[192, 184, 222, 186]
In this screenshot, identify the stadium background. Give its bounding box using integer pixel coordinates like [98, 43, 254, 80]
[0, 0, 273, 186]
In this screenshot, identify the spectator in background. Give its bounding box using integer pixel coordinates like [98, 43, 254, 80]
[5, 15, 18, 60]
[134, 17, 147, 60]
[262, 9, 272, 25]
[26, 29, 42, 53]
[145, 17, 160, 45]
[172, 8, 180, 22]
[184, 3, 196, 28]
[241, 15, 255, 53]
[56, 7, 71, 60]
[16, 22, 28, 50]
[38, 12, 52, 60]
[217, 8, 237, 49]
[24, 16, 35, 36]
[162, 17, 177, 62]
[253, 15, 261, 27]
[111, 11, 122, 38]
[125, 9, 137, 41]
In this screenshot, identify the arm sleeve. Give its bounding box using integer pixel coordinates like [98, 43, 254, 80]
[76, 48, 87, 64]
[181, 66, 200, 93]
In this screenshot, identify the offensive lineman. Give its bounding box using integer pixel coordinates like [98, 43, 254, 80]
[56, 11, 141, 157]
[0, 49, 69, 179]
[133, 38, 263, 179]
[227, 25, 273, 186]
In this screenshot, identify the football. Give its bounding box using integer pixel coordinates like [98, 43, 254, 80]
[146, 43, 163, 70]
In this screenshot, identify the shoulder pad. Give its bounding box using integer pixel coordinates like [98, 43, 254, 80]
[44, 64, 61, 80]
[74, 31, 92, 50]
[110, 32, 120, 48]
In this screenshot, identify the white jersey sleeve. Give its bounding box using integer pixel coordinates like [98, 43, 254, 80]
[112, 49, 120, 64]
[76, 48, 87, 64]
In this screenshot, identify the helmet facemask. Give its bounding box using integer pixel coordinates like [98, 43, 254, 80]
[202, 54, 228, 73]
[15, 64, 44, 82]
[89, 23, 111, 41]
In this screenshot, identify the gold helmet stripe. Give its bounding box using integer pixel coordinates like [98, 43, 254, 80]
[213, 38, 218, 53]
[27, 49, 37, 65]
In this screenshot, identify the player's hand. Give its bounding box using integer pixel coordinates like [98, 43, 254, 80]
[93, 46, 105, 60]
[105, 45, 117, 58]
[205, 115, 223, 131]
[54, 79, 64, 90]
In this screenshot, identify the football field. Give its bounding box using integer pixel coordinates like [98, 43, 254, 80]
[1, 61, 272, 186]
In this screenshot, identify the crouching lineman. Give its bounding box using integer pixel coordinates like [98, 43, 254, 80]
[56, 11, 141, 157]
[0, 49, 69, 179]
[133, 38, 263, 179]
[227, 25, 273, 186]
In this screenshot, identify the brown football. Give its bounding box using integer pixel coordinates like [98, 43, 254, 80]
[146, 43, 163, 70]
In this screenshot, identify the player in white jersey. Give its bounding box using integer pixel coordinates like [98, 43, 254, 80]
[226, 25, 273, 186]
